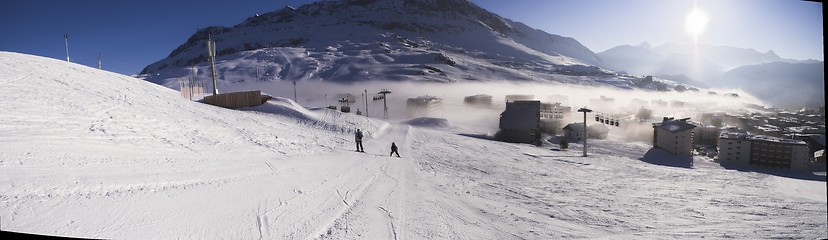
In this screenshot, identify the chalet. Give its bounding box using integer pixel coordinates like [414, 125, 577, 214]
[653, 117, 696, 155]
[563, 123, 586, 142]
[563, 123, 609, 142]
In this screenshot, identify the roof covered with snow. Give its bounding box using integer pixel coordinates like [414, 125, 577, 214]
[654, 118, 696, 133]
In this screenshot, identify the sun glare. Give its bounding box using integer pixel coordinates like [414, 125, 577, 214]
[685, 7, 709, 39]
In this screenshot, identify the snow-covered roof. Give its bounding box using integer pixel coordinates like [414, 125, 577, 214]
[720, 131, 749, 140]
[654, 118, 695, 133]
[721, 132, 806, 145]
[563, 122, 586, 132]
[750, 135, 807, 145]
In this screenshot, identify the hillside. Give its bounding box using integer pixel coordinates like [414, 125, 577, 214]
[718, 61, 825, 109]
[597, 44, 664, 75]
[139, 0, 611, 87]
[2, 52, 826, 239]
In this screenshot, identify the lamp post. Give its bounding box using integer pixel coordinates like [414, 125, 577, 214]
[364, 89, 368, 117]
[578, 107, 593, 157]
[64, 33, 70, 62]
[293, 80, 297, 103]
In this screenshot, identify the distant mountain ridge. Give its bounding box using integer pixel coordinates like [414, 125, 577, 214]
[597, 42, 794, 79]
[719, 61, 824, 109]
[598, 42, 824, 109]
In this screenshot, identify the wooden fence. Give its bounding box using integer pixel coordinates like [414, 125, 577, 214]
[202, 90, 266, 109]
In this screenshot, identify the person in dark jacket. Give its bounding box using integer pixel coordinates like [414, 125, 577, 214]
[390, 142, 400, 157]
[355, 129, 364, 152]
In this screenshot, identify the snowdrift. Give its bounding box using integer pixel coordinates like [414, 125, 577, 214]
[403, 117, 453, 129]
[242, 96, 387, 137]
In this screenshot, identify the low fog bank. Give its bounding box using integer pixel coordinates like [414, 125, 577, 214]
[222, 80, 767, 141]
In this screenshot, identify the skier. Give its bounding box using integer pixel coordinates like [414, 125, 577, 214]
[355, 129, 364, 152]
[390, 142, 400, 157]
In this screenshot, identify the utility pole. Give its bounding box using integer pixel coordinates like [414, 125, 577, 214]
[364, 89, 368, 117]
[578, 107, 593, 157]
[292, 80, 297, 103]
[97, 53, 102, 70]
[64, 33, 70, 62]
[207, 34, 219, 95]
[378, 89, 391, 119]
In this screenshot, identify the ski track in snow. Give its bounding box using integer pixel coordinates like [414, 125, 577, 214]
[0, 52, 825, 239]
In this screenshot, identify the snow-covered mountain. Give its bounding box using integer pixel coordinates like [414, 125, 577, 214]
[4, 51, 827, 239]
[596, 43, 664, 75]
[597, 42, 824, 109]
[140, 0, 609, 87]
[598, 42, 795, 78]
[652, 43, 786, 70]
[718, 61, 825, 109]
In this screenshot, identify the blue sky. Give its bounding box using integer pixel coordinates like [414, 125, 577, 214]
[0, 0, 822, 75]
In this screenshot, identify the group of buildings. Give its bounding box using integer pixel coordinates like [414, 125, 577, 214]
[496, 99, 824, 171]
[652, 117, 823, 171]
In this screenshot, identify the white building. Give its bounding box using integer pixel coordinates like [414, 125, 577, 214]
[718, 132, 752, 166]
[749, 135, 808, 170]
[718, 132, 809, 171]
[692, 123, 720, 147]
[653, 118, 696, 155]
[540, 102, 571, 120]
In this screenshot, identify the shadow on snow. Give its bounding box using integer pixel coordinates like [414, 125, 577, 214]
[719, 162, 827, 182]
[638, 148, 694, 169]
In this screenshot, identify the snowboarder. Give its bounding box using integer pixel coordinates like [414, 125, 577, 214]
[390, 142, 400, 157]
[355, 129, 364, 152]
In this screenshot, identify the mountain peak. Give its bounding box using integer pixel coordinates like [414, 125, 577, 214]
[635, 41, 651, 49]
[764, 49, 779, 58]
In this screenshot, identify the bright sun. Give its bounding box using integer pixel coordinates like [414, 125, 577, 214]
[685, 7, 709, 38]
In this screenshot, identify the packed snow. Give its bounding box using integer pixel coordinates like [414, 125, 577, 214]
[1, 52, 826, 239]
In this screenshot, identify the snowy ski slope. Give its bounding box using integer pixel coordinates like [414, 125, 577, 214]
[0, 52, 825, 239]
